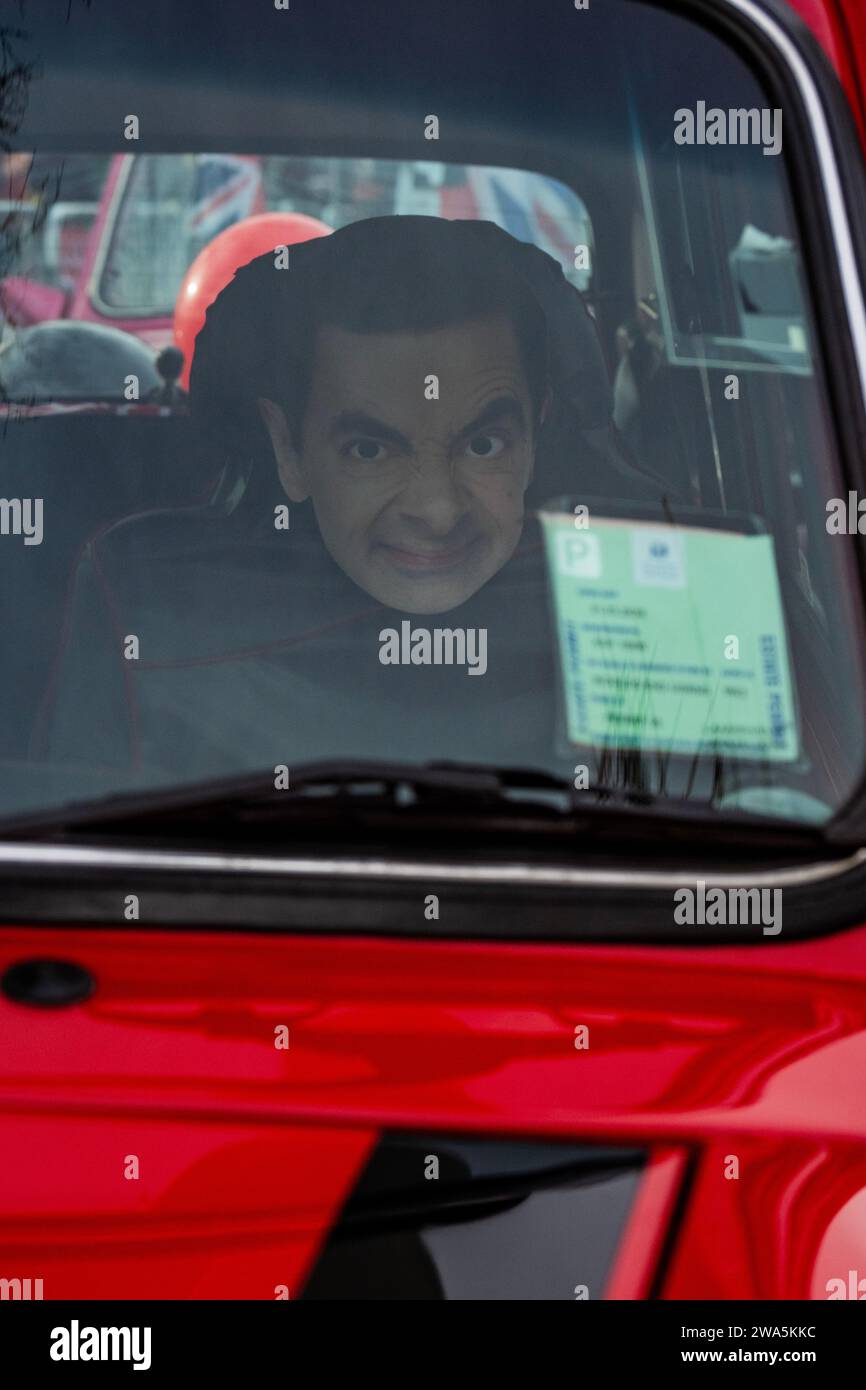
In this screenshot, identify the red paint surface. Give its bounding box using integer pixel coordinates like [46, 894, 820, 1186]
[785, 0, 866, 144]
[1, 923, 866, 1297]
[3, 0, 866, 1301]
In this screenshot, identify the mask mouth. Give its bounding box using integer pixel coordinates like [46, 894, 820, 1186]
[373, 532, 486, 575]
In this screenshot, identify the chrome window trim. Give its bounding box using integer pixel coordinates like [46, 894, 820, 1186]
[0, 839, 862, 891]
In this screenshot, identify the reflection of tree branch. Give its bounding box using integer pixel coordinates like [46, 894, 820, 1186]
[1, 22, 35, 275]
[0, 21, 36, 428]
[0, 24, 34, 150]
[30, 159, 65, 233]
[0, 7, 88, 429]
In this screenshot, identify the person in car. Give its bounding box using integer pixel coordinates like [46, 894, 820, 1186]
[42, 216, 661, 780]
[193, 216, 554, 615]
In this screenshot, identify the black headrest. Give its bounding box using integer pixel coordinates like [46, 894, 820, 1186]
[453, 220, 613, 431]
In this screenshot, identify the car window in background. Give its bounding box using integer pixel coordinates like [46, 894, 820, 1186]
[0, 0, 864, 836]
[98, 156, 593, 316]
[0, 152, 108, 321]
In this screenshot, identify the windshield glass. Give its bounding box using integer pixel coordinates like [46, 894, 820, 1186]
[1, 0, 864, 831]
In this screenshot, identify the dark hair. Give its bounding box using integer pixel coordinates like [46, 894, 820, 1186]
[191, 215, 549, 466]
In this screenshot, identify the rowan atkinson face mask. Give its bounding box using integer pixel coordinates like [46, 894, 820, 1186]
[191, 216, 570, 612]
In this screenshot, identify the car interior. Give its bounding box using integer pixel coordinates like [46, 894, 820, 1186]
[1, 0, 865, 826]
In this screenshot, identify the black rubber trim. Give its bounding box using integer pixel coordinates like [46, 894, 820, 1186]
[0, 846, 864, 943]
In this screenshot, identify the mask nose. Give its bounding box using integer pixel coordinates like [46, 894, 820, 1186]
[398, 456, 471, 539]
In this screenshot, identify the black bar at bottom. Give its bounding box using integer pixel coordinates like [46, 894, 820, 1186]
[0, 1298, 859, 1375]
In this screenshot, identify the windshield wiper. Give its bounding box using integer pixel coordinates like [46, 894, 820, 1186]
[0, 760, 588, 835]
[0, 758, 824, 853]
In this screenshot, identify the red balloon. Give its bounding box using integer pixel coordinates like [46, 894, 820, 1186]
[173, 212, 331, 388]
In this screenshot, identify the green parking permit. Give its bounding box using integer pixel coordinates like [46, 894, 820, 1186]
[539, 510, 799, 761]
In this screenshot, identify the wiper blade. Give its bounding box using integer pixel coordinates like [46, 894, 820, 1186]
[0, 759, 579, 837]
[0, 757, 823, 852]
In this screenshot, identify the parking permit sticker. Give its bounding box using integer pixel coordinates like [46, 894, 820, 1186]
[540, 511, 799, 761]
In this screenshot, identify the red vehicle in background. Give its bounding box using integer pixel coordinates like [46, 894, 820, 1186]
[1, 151, 591, 381]
[3, 0, 866, 1335]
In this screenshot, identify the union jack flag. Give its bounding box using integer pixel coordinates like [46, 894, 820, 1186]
[189, 155, 262, 241]
[442, 166, 593, 288]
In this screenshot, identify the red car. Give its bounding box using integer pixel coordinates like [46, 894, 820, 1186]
[2, 0, 866, 1341]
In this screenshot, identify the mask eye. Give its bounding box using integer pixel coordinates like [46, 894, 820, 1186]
[346, 438, 387, 462]
[464, 432, 506, 459]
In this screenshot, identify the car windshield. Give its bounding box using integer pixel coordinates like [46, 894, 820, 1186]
[0, 0, 864, 832]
